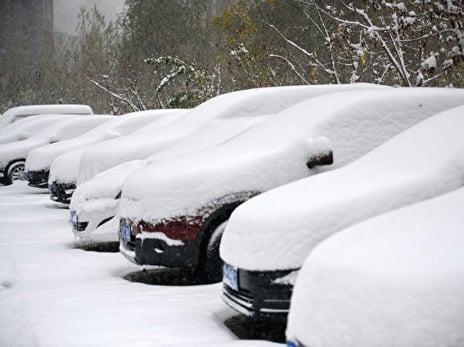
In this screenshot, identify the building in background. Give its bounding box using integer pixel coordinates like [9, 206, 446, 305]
[0, 0, 54, 90]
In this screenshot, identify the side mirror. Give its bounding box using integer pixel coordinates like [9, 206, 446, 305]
[306, 151, 333, 169]
[305, 136, 333, 169]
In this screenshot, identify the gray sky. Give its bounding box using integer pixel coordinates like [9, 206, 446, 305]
[54, 0, 125, 35]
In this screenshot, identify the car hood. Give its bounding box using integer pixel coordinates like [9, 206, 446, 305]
[48, 147, 88, 185]
[70, 160, 146, 214]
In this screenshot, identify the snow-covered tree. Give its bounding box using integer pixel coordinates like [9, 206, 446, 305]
[276, 0, 463, 87]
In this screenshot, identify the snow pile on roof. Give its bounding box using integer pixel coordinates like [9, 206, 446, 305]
[0, 104, 93, 128]
[25, 110, 175, 172]
[220, 104, 464, 271]
[119, 88, 464, 224]
[286, 187, 464, 347]
[0, 114, 78, 145]
[77, 84, 381, 183]
[0, 116, 112, 169]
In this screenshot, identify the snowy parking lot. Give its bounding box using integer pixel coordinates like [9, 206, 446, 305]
[0, 182, 280, 347]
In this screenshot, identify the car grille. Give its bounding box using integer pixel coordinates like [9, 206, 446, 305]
[49, 182, 76, 204]
[222, 268, 294, 322]
[27, 170, 49, 188]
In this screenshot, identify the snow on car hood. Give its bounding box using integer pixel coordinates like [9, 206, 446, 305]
[49, 147, 89, 185]
[120, 88, 464, 224]
[25, 110, 177, 172]
[220, 104, 464, 271]
[76, 84, 381, 184]
[286, 187, 464, 347]
[0, 116, 112, 169]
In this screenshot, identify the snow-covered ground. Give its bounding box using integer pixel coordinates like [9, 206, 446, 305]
[0, 182, 281, 347]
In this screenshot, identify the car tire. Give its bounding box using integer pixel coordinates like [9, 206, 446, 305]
[195, 201, 243, 283]
[195, 220, 228, 283]
[4, 160, 25, 185]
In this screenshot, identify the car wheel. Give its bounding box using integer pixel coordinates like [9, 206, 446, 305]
[4, 160, 25, 185]
[196, 220, 228, 283]
[195, 201, 243, 283]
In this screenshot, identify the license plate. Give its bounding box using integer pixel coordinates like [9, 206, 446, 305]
[120, 222, 132, 242]
[69, 211, 77, 225]
[223, 263, 238, 291]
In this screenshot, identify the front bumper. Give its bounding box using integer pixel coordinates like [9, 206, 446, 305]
[27, 170, 49, 188]
[50, 181, 76, 204]
[222, 266, 295, 322]
[119, 219, 200, 268]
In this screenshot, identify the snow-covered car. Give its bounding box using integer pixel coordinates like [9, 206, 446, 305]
[25, 109, 180, 189]
[220, 104, 464, 322]
[0, 114, 79, 144]
[76, 84, 381, 185]
[286, 187, 464, 347]
[49, 109, 185, 203]
[68, 84, 379, 246]
[119, 87, 464, 283]
[69, 116, 268, 245]
[0, 115, 113, 185]
[0, 104, 93, 129]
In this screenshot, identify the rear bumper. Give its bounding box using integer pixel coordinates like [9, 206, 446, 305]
[222, 266, 295, 322]
[27, 170, 49, 188]
[50, 181, 76, 204]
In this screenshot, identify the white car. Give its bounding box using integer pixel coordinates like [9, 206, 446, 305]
[69, 84, 382, 247]
[0, 114, 79, 144]
[220, 104, 464, 322]
[0, 115, 113, 185]
[119, 87, 464, 283]
[286, 187, 464, 347]
[0, 104, 93, 128]
[25, 109, 180, 189]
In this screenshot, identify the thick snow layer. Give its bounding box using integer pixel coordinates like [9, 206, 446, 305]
[0, 104, 93, 128]
[0, 115, 113, 170]
[50, 110, 183, 184]
[286, 188, 464, 347]
[77, 84, 381, 184]
[49, 147, 89, 184]
[0, 182, 279, 347]
[0, 114, 78, 144]
[119, 88, 464, 224]
[220, 104, 464, 271]
[25, 109, 177, 172]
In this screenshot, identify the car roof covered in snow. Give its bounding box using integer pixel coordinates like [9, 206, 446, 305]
[286, 187, 464, 347]
[220, 104, 464, 271]
[0, 104, 93, 128]
[0, 114, 79, 145]
[119, 87, 464, 224]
